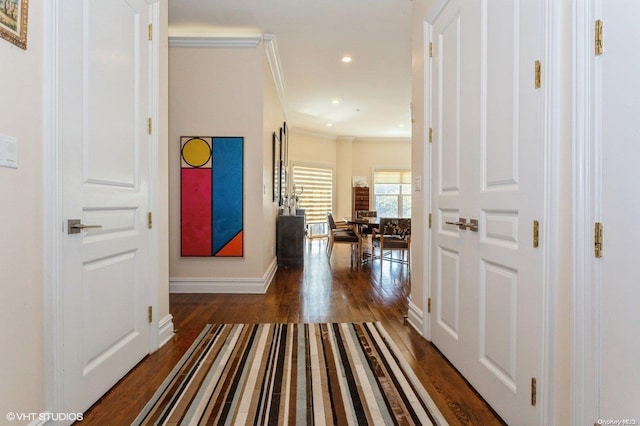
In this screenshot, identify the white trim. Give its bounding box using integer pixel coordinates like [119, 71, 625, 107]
[158, 314, 175, 348]
[422, 17, 434, 341]
[352, 137, 411, 144]
[425, 0, 452, 24]
[263, 33, 288, 116]
[43, 0, 63, 417]
[168, 35, 262, 48]
[571, 0, 599, 424]
[28, 420, 47, 426]
[407, 300, 424, 337]
[147, 1, 161, 353]
[540, 0, 562, 423]
[170, 259, 278, 294]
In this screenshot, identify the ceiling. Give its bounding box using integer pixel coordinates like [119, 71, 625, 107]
[168, 0, 413, 139]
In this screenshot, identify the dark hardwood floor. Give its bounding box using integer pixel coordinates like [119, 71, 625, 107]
[80, 238, 505, 425]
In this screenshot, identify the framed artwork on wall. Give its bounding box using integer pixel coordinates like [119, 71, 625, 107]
[272, 131, 280, 203]
[0, 0, 28, 49]
[280, 122, 288, 205]
[180, 136, 244, 257]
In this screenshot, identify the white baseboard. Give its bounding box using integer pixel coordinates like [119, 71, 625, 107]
[407, 300, 425, 337]
[169, 259, 278, 294]
[158, 314, 174, 348]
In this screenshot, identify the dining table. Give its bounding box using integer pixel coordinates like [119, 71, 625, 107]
[342, 216, 381, 263]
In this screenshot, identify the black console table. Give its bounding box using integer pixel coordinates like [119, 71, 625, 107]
[277, 214, 305, 266]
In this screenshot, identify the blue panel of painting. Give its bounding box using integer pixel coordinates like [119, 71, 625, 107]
[212, 137, 244, 255]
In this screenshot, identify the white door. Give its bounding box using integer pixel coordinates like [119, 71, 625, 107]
[59, 0, 152, 413]
[597, 0, 640, 418]
[429, 0, 544, 424]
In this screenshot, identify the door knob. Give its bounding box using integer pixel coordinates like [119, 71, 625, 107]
[68, 219, 103, 234]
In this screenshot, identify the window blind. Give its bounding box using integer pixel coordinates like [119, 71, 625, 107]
[373, 170, 412, 185]
[292, 165, 334, 224]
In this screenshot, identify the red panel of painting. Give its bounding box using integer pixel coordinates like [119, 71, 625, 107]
[181, 168, 212, 256]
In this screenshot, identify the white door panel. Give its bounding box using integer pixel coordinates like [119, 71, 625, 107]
[60, 0, 151, 414]
[430, 0, 544, 424]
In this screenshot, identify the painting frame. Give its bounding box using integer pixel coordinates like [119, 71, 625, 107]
[0, 0, 28, 50]
[279, 123, 288, 205]
[272, 131, 281, 203]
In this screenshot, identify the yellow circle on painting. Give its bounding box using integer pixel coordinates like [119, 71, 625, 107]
[182, 138, 211, 167]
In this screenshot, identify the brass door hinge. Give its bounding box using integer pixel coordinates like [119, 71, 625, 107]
[148, 24, 153, 41]
[148, 306, 153, 323]
[147, 212, 153, 229]
[595, 222, 603, 258]
[428, 298, 432, 313]
[533, 220, 539, 248]
[429, 127, 433, 143]
[531, 377, 537, 406]
[534, 60, 541, 89]
[147, 118, 152, 135]
[595, 20, 604, 55]
[429, 42, 433, 58]
[428, 213, 432, 229]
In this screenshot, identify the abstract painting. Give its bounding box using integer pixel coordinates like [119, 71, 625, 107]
[181, 136, 243, 257]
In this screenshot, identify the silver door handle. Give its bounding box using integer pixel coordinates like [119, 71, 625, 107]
[68, 219, 102, 234]
[445, 218, 479, 232]
[445, 218, 467, 230]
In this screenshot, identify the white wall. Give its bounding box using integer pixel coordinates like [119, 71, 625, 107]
[288, 133, 411, 220]
[262, 55, 286, 270]
[168, 44, 278, 289]
[0, 3, 45, 419]
[352, 138, 411, 179]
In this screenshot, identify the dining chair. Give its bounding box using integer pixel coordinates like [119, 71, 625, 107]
[355, 210, 378, 236]
[326, 213, 361, 266]
[372, 218, 411, 270]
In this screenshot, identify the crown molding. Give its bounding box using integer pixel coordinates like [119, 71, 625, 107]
[263, 33, 288, 115]
[168, 35, 262, 48]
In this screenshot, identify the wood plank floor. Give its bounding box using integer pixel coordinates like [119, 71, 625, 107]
[80, 238, 505, 425]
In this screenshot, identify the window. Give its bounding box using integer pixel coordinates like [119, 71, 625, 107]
[373, 170, 411, 218]
[292, 164, 334, 237]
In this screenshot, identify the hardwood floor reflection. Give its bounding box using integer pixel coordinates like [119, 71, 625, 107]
[80, 238, 505, 425]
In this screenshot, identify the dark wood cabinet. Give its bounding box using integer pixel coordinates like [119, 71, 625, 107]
[277, 215, 305, 266]
[352, 186, 370, 218]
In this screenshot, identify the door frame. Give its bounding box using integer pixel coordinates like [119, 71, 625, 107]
[571, 1, 600, 424]
[421, 0, 564, 424]
[43, 0, 161, 415]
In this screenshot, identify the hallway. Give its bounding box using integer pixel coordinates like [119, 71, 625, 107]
[81, 239, 504, 425]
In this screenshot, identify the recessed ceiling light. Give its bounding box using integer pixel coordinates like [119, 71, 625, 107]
[341, 56, 352, 63]
[327, 123, 334, 127]
[332, 99, 340, 104]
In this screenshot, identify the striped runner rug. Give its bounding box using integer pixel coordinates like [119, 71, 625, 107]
[133, 322, 448, 425]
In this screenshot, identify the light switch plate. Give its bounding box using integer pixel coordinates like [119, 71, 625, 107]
[0, 134, 18, 169]
[414, 176, 422, 192]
